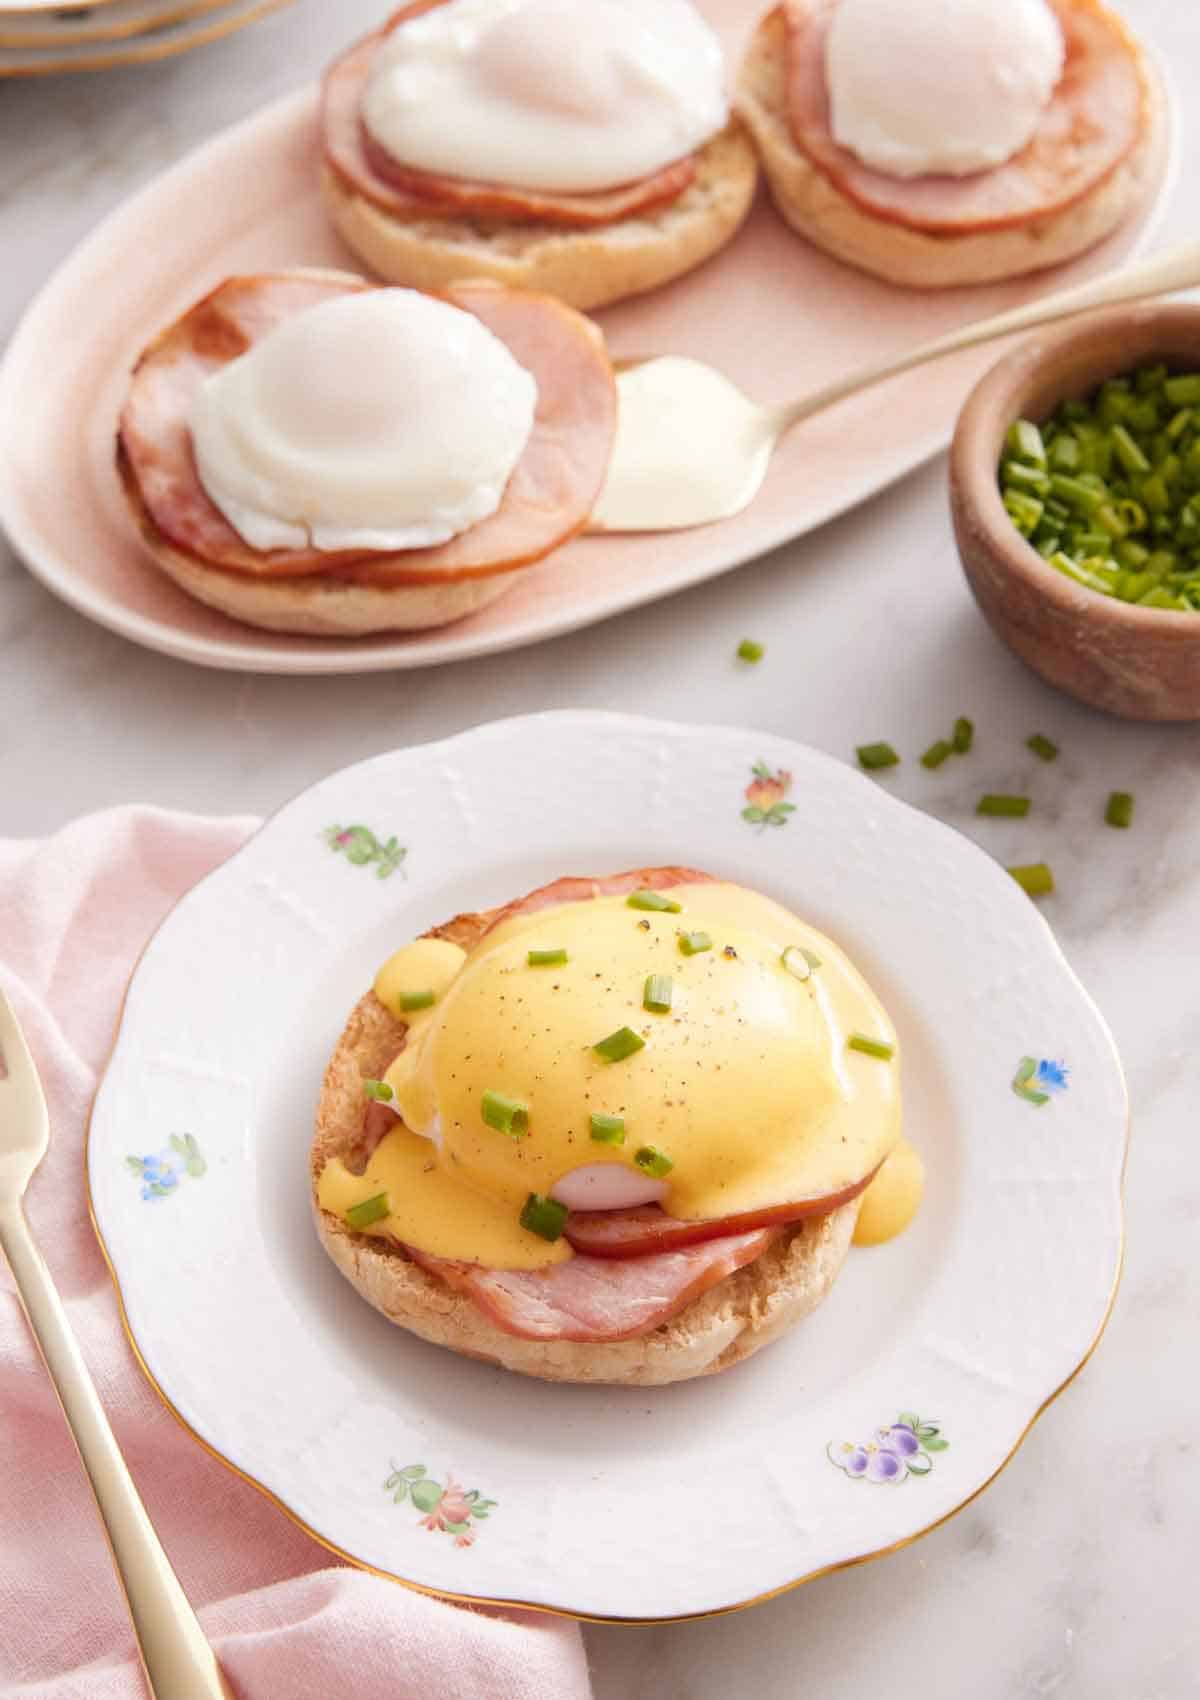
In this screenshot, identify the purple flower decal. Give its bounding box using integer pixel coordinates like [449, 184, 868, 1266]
[1012, 1056, 1069, 1107]
[828, 1413, 948, 1483]
[323, 824, 406, 880]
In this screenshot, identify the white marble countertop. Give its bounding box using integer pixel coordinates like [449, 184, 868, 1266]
[2, 4, 1198, 1695]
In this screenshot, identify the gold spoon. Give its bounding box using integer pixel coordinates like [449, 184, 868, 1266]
[590, 239, 1200, 533]
[0, 988, 235, 1700]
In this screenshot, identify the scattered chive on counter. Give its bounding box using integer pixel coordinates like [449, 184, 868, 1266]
[1027, 734, 1058, 762]
[977, 793, 1031, 818]
[481, 1090, 529, 1138]
[737, 638, 765, 663]
[593, 1025, 646, 1063]
[847, 1033, 895, 1061]
[857, 741, 900, 771]
[999, 364, 1200, 611]
[589, 1113, 626, 1146]
[362, 1078, 394, 1102]
[1008, 862, 1055, 897]
[634, 1145, 674, 1179]
[953, 717, 974, 754]
[398, 989, 436, 1012]
[643, 974, 674, 1014]
[1105, 790, 1135, 828]
[345, 1192, 389, 1230]
[921, 739, 953, 770]
[627, 890, 682, 913]
[520, 1193, 568, 1242]
[527, 946, 568, 967]
[678, 930, 712, 956]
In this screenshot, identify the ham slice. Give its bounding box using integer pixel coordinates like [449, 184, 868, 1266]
[407, 1227, 780, 1342]
[117, 273, 615, 584]
[783, 0, 1145, 235]
[322, 3, 697, 231]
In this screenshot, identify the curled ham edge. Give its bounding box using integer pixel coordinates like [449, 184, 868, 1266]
[781, 0, 1147, 236]
[355, 866, 870, 1344]
[117, 271, 617, 587]
[322, 0, 699, 230]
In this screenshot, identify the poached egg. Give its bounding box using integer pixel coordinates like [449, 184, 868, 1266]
[825, 0, 1065, 180]
[361, 0, 728, 195]
[190, 287, 538, 553]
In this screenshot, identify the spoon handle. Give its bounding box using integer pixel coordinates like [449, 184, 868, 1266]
[776, 239, 1200, 431]
[0, 1200, 236, 1699]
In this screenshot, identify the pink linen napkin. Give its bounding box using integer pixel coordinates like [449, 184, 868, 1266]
[0, 807, 592, 1700]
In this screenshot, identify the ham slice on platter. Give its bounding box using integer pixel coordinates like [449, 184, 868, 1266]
[117, 273, 616, 585]
[782, 0, 1146, 234]
[406, 1228, 781, 1343]
[322, 1, 698, 230]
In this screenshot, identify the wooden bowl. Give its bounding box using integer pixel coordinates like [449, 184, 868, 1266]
[949, 305, 1200, 721]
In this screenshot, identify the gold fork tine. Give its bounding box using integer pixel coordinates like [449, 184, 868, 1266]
[0, 987, 235, 1700]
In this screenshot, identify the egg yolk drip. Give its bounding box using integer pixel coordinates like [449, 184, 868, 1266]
[317, 884, 901, 1268]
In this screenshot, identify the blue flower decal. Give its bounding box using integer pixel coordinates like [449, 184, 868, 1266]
[1012, 1057, 1069, 1107]
[126, 1134, 207, 1201]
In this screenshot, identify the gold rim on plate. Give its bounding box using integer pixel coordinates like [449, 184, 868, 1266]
[0, 0, 294, 74]
[0, 0, 245, 53]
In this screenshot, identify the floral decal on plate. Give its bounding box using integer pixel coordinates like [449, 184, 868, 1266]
[322, 825, 406, 880]
[827, 1413, 948, 1483]
[125, 1134, 206, 1201]
[384, 1463, 497, 1548]
[742, 761, 795, 830]
[1012, 1056, 1069, 1107]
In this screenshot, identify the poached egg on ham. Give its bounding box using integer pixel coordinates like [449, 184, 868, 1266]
[189, 287, 538, 553]
[317, 877, 903, 1271]
[824, 0, 1065, 180]
[360, 0, 728, 195]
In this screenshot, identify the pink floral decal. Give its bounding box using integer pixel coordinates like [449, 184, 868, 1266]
[742, 761, 795, 830]
[323, 825, 406, 880]
[828, 1413, 948, 1483]
[384, 1464, 497, 1547]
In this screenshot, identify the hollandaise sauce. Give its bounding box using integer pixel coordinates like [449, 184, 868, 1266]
[317, 883, 908, 1269]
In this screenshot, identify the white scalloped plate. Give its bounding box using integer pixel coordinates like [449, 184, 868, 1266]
[0, 2, 1175, 669]
[87, 713, 1126, 1620]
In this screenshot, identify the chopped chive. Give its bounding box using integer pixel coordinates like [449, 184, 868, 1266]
[678, 930, 712, 956]
[977, 794, 1031, 818]
[481, 1090, 530, 1138]
[589, 1113, 626, 1146]
[1008, 862, 1055, 897]
[593, 1026, 646, 1063]
[362, 1078, 394, 1102]
[847, 1033, 895, 1061]
[1105, 790, 1134, 829]
[627, 890, 682, 913]
[781, 944, 820, 981]
[643, 974, 674, 1014]
[398, 989, 436, 1012]
[920, 738, 953, 770]
[1026, 734, 1058, 762]
[737, 638, 765, 663]
[527, 947, 568, 967]
[519, 1193, 568, 1242]
[952, 717, 974, 753]
[857, 742, 900, 770]
[634, 1145, 674, 1179]
[345, 1192, 389, 1230]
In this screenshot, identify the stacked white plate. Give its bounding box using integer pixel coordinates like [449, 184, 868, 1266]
[0, 0, 295, 76]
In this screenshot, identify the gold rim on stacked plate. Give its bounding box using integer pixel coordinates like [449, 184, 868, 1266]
[0, 0, 295, 73]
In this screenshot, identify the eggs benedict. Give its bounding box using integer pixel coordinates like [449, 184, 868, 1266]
[311, 868, 915, 1385]
[736, 0, 1162, 288]
[320, 0, 758, 312]
[116, 269, 616, 636]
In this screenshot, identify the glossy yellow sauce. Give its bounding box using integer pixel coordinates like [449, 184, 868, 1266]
[373, 937, 466, 1018]
[324, 883, 903, 1269]
[852, 1137, 924, 1246]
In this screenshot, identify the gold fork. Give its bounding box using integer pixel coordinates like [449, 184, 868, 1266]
[0, 986, 235, 1700]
